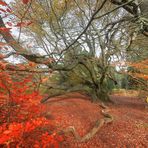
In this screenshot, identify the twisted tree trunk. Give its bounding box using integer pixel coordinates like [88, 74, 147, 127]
[60, 103, 113, 142]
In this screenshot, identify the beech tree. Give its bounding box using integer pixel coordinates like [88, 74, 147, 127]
[0, 0, 148, 102]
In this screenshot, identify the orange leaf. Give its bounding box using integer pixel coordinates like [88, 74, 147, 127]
[26, 21, 33, 26]
[42, 77, 49, 83]
[0, 42, 7, 47]
[3, 130, 11, 134]
[28, 62, 36, 67]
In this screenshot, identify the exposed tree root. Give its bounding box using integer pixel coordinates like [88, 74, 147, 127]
[60, 102, 113, 142]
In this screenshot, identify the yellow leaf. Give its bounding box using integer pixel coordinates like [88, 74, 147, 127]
[146, 97, 148, 104]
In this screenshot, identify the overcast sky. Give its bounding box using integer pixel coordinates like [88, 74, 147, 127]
[5, 0, 13, 3]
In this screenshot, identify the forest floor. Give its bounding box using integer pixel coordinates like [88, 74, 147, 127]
[44, 93, 148, 148]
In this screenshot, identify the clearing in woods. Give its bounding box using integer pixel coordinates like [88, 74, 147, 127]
[43, 93, 148, 147]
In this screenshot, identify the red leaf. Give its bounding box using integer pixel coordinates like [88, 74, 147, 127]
[0, 0, 7, 6]
[6, 8, 12, 13]
[22, 0, 29, 4]
[0, 135, 10, 144]
[26, 21, 33, 26]
[0, 27, 11, 32]
[16, 21, 32, 27]
[16, 22, 26, 27]
[7, 22, 12, 26]
[0, 8, 6, 13]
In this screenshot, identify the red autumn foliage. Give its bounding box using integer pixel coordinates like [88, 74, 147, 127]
[22, 0, 30, 5]
[6, 22, 12, 27]
[6, 8, 11, 13]
[0, 63, 63, 147]
[0, 27, 11, 32]
[0, 8, 6, 13]
[16, 21, 33, 27]
[129, 59, 148, 80]
[0, 0, 7, 6]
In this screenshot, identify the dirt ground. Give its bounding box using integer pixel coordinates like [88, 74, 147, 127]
[44, 93, 148, 148]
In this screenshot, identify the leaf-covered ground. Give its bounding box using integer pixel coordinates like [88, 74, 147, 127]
[44, 93, 148, 148]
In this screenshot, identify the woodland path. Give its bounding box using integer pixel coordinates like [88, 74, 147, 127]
[44, 93, 148, 148]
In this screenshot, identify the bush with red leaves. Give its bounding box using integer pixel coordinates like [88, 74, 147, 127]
[0, 64, 63, 147]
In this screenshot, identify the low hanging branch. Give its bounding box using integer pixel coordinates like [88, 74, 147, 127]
[60, 103, 113, 142]
[0, 15, 54, 65]
[110, 0, 148, 37]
